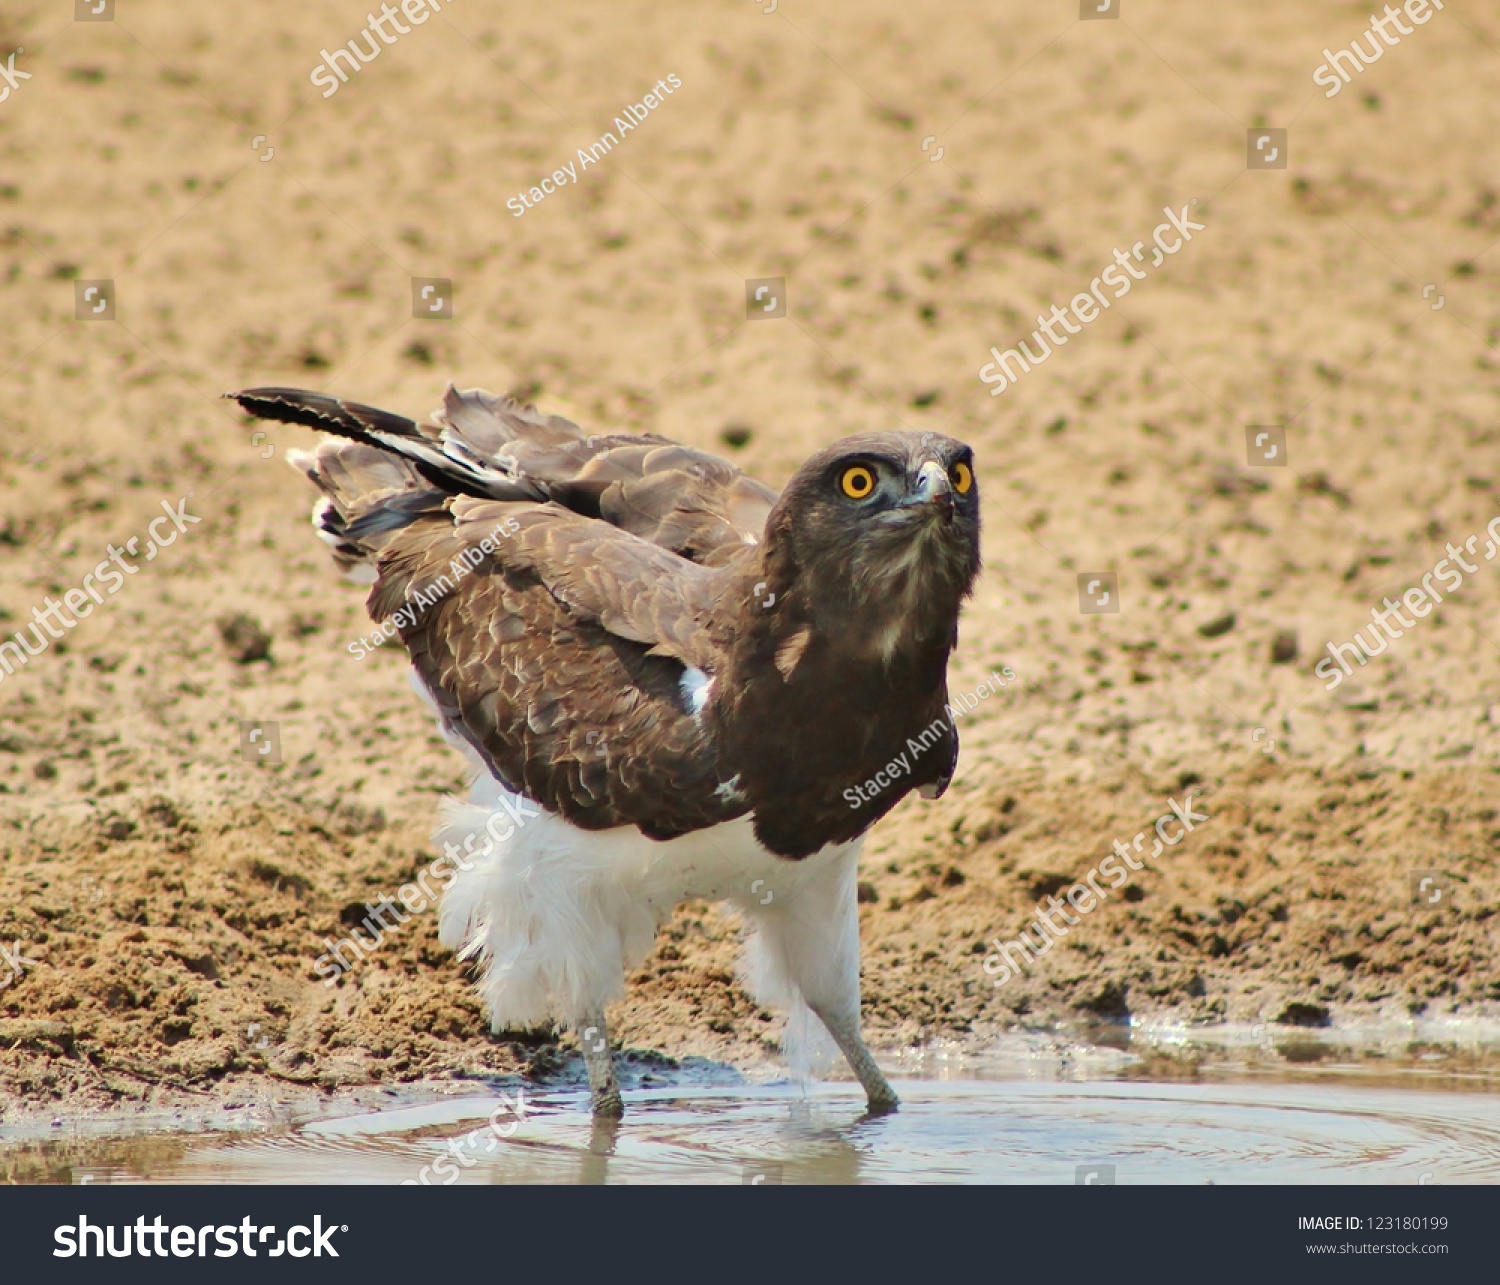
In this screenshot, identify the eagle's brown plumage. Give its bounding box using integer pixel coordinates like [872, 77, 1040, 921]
[230, 384, 981, 858]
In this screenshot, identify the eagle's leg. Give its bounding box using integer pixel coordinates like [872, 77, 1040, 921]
[809, 1000, 899, 1114]
[578, 1012, 624, 1118]
[745, 838, 899, 1114]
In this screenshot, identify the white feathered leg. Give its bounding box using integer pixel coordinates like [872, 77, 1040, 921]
[740, 838, 898, 1112]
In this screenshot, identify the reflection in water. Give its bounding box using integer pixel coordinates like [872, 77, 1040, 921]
[579, 1115, 620, 1185]
[6, 1030, 1500, 1185]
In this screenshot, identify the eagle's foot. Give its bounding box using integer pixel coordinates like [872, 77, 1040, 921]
[591, 1085, 625, 1119]
[579, 1012, 625, 1119]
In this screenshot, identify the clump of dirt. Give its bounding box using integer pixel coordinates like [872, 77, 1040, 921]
[1, 785, 533, 1110]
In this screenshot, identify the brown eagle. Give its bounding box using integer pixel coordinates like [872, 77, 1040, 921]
[231, 384, 981, 1117]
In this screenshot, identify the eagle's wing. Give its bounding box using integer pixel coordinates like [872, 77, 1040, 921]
[252, 394, 755, 837]
[375, 499, 744, 837]
[232, 385, 777, 567]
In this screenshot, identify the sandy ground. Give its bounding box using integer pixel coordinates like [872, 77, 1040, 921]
[1, 0, 1498, 1116]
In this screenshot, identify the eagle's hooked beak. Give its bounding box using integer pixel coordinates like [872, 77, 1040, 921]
[902, 459, 955, 518]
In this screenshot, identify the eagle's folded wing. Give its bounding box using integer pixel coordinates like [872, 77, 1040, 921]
[345, 483, 747, 836]
[368, 497, 725, 672]
[235, 385, 766, 835]
[383, 502, 745, 836]
[914, 700, 958, 800]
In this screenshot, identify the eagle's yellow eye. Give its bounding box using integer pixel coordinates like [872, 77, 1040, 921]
[840, 465, 876, 500]
[951, 460, 973, 495]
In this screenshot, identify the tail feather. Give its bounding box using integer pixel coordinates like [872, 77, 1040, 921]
[243, 383, 548, 579]
[281, 441, 440, 580]
[230, 385, 565, 501]
[230, 386, 421, 444]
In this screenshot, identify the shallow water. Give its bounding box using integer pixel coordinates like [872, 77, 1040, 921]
[8, 1028, 1500, 1185]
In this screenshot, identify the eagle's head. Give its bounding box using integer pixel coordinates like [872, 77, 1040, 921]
[762, 430, 981, 658]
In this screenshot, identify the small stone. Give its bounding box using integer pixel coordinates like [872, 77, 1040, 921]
[1198, 611, 1236, 639]
[1270, 628, 1299, 664]
[856, 881, 879, 904]
[217, 613, 272, 664]
[719, 423, 753, 449]
[1333, 684, 1379, 712]
[1273, 1001, 1330, 1028]
[103, 816, 135, 841]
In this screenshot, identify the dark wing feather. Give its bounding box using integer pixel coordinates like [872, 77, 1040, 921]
[913, 701, 958, 800]
[231, 384, 777, 565]
[370, 498, 725, 672]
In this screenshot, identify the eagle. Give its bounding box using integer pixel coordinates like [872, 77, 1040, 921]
[230, 383, 981, 1117]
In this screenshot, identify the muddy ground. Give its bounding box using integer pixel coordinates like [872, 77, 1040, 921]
[1, 0, 1497, 1117]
